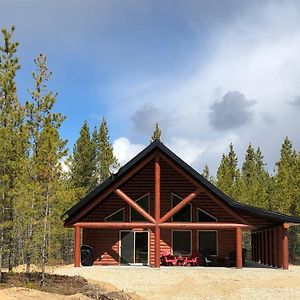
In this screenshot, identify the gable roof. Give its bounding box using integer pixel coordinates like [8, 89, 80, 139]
[63, 140, 300, 225]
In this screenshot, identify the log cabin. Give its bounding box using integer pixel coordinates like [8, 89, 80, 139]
[63, 141, 300, 269]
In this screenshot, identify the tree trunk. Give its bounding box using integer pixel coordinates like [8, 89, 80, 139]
[40, 187, 50, 286]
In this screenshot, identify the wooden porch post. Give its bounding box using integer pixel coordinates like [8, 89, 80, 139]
[258, 232, 261, 263]
[236, 227, 242, 269]
[272, 228, 278, 267]
[264, 230, 269, 265]
[282, 224, 289, 270]
[277, 227, 283, 268]
[268, 229, 273, 266]
[251, 233, 254, 261]
[261, 231, 265, 264]
[255, 233, 258, 262]
[74, 225, 81, 267]
[154, 157, 161, 268]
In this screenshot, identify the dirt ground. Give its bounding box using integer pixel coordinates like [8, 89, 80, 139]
[1, 264, 300, 299]
[0, 269, 138, 300]
[53, 264, 300, 300]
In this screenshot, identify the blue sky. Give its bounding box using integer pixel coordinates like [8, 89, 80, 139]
[1, 0, 300, 174]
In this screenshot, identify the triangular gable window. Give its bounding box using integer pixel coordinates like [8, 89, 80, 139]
[130, 194, 150, 222]
[105, 208, 125, 222]
[172, 194, 191, 222]
[197, 209, 217, 222]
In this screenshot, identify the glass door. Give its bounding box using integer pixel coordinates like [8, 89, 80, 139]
[120, 231, 134, 264]
[120, 231, 148, 265]
[135, 232, 148, 264]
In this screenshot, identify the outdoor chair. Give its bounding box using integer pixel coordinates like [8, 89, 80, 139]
[183, 255, 199, 266]
[160, 250, 178, 266]
[199, 250, 212, 266]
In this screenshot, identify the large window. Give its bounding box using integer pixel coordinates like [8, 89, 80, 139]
[198, 231, 217, 256]
[172, 194, 191, 222]
[105, 208, 125, 222]
[197, 209, 217, 222]
[130, 194, 150, 222]
[172, 231, 191, 255]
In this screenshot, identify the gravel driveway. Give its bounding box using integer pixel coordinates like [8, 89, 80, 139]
[54, 264, 300, 300]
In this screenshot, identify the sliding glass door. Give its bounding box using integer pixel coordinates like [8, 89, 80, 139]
[120, 231, 149, 265]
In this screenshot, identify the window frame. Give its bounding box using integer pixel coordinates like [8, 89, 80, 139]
[171, 230, 192, 256]
[197, 230, 218, 256]
[129, 193, 150, 222]
[171, 193, 192, 222]
[196, 208, 217, 222]
[104, 207, 125, 222]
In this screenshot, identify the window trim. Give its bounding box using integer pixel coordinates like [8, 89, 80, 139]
[171, 193, 192, 222]
[197, 230, 218, 257]
[196, 208, 217, 222]
[104, 207, 125, 222]
[129, 193, 150, 222]
[171, 230, 192, 256]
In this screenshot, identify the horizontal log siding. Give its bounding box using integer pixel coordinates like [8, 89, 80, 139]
[79, 156, 275, 265]
[84, 229, 119, 265]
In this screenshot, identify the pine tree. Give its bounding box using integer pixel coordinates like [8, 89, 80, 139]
[272, 137, 298, 214]
[240, 144, 270, 208]
[201, 164, 215, 183]
[71, 121, 97, 194]
[0, 26, 28, 273]
[202, 164, 210, 180]
[25, 54, 67, 284]
[97, 117, 118, 183]
[150, 123, 162, 143]
[216, 144, 240, 199]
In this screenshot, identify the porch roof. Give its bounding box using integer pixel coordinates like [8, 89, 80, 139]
[63, 140, 300, 225]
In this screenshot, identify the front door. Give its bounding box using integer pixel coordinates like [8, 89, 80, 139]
[120, 231, 149, 265]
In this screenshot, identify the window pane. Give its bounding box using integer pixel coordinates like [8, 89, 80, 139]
[172, 195, 191, 222]
[198, 231, 217, 256]
[173, 231, 191, 255]
[131, 194, 149, 221]
[197, 210, 217, 222]
[105, 208, 124, 222]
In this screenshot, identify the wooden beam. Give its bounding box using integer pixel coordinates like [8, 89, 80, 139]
[282, 224, 289, 270]
[159, 223, 250, 230]
[74, 222, 156, 229]
[65, 151, 157, 226]
[160, 190, 201, 223]
[155, 156, 160, 222]
[236, 227, 242, 269]
[155, 226, 160, 268]
[115, 189, 156, 224]
[74, 225, 81, 267]
[154, 156, 161, 268]
[159, 153, 252, 226]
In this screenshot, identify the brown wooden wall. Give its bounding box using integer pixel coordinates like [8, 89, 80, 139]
[80, 158, 273, 266]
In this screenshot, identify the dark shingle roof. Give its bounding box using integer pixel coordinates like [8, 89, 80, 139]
[63, 140, 300, 225]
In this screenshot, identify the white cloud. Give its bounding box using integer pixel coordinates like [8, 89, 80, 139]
[112, 1, 300, 174]
[113, 137, 145, 166]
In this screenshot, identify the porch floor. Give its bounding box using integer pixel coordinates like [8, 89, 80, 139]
[54, 263, 300, 300]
